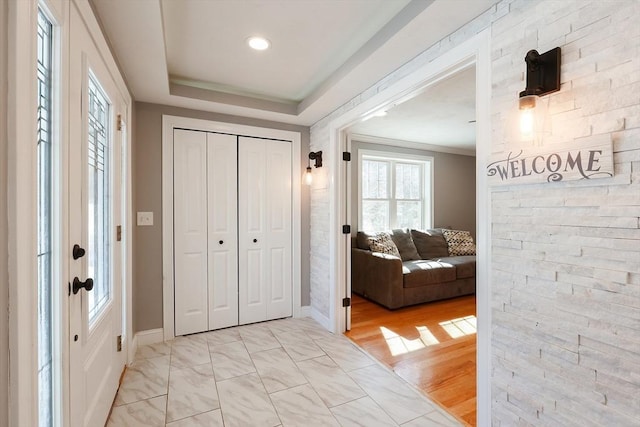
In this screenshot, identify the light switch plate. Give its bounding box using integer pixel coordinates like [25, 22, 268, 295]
[137, 211, 153, 226]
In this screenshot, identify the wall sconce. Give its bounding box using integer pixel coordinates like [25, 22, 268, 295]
[518, 47, 561, 143]
[304, 151, 322, 186]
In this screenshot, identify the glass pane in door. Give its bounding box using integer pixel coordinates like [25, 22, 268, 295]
[37, 9, 53, 426]
[87, 73, 111, 325]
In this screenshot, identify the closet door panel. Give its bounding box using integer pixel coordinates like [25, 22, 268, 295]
[238, 138, 267, 324]
[174, 129, 209, 335]
[207, 133, 238, 330]
[238, 137, 292, 325]
[265, 142, 292, 319]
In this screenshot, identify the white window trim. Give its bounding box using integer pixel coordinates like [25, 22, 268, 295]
[358, 149, 433, 232]
[8, 1, 46, 424]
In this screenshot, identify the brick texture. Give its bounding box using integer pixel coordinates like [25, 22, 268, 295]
[310, 1, 639, 424]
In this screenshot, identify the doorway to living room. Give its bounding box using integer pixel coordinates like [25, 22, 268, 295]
[342, 64, 478, 426]
[324, 29, 492, 426]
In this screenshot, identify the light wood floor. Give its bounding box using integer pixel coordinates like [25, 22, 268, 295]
[345, 294, 477, 426]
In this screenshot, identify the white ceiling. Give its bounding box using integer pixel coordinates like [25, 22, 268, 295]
[162, 0, 410, 102]
[349, 65, 477, 153]
[91, 0, 493, 131]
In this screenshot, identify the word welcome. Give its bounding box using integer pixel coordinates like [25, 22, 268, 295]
[487, 142, 613, 185]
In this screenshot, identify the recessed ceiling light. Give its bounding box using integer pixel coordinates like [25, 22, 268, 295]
[247, 36, 270, 51]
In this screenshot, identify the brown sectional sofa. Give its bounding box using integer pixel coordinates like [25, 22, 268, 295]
[351, 228, 476, 309]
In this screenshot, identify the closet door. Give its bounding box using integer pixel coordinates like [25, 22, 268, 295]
[174, 130, 208, 335]
[238, 137, 292, 325]
[207, 133, 238, 330]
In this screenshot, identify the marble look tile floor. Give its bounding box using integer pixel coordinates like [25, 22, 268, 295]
[107, 317, 462, 427]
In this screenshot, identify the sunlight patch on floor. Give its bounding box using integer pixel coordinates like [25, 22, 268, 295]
[439, 315, 477, 339]
[380, 326, 440, 356]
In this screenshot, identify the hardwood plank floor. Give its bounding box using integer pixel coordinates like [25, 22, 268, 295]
[345, 294, 477, 426]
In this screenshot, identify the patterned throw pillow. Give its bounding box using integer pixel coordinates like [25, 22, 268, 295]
[366, 232, 401, 258]
[442, 230, 476, 256]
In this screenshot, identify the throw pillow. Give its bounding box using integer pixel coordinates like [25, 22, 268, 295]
[410, 229, 449, 259]
[389, 228, 421, 261]
[367, 232, 401, 258]
[442, 229, 476, 256]
[356, 231, 374, 250]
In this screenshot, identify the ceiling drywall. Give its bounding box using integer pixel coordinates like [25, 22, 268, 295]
[349, 65, 477, 153]
[90, 0, 494, 128]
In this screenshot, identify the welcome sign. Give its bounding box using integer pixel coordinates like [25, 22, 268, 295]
[487, 141, 614, 186]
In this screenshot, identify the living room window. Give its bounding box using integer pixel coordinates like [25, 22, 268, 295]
[358, 150, 433, 231]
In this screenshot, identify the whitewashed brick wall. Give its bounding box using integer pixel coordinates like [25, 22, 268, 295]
[310, 0, 639, 424]
[490, 0, 639, 425]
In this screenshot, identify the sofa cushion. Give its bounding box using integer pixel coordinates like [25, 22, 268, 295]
[442, 229, 476, 256]
[410, 229, 449, 258]
[433, 256, 476, 279]
[367, 232, 401, 258]
[402, 260, 457, 288]
[389, 229, 421, 261]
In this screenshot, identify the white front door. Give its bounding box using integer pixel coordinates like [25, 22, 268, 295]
[68, 4, 125, 426]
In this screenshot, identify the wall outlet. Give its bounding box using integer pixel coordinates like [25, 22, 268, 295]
[137, 212, 154, 226]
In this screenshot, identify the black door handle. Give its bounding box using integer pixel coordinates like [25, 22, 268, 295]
[219, 240, 224, 245]
[253, 238, 258, 243]
[72, 244, 86, 260]
[73, 277, 94, 294]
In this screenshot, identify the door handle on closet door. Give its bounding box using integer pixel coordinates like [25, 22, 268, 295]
[253, 239, 258, 243]
[219, 240, 224, 245]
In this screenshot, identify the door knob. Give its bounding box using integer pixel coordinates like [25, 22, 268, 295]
[219, 240, 224, 245]
[72, 277, 94, 294]
[72, 244, 86, 260]
[253, 238, 258, 243]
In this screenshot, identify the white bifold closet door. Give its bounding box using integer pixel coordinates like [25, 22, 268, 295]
[207, 133, 239, 330]
[238, 137, 292, 325]
[174, 131, 291, 335]
[174, 129, 209, 336]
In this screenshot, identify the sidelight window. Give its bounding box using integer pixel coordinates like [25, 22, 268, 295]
[36, 8, 54, 426]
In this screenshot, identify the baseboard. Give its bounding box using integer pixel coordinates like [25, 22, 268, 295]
[310, 307, 332, 332]
[299, 305, 312, 318]
[135, 328, 164, 346]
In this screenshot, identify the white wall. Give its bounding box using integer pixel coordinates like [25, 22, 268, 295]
[310, 0, 640, 424]
[489, 1, 639, 424]
[0, 0, 9, 424]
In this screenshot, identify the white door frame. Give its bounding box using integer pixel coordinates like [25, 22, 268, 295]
[161, 115, 302, 341]
[325, 29, 492, 426]
[6, 0, 132, 425]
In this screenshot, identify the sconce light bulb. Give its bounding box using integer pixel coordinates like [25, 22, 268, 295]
[304, 167, 313, 186]
[518, 95, 538, 140]
[520, 108, 535, 137]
